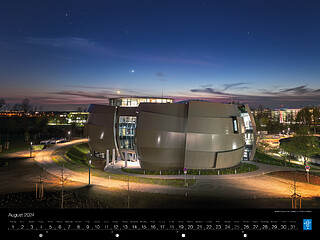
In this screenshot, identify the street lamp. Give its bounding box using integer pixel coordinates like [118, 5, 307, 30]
[30, 142, 33, 157]
[67, 131, 71, 141]
[88, 160, 92, 186]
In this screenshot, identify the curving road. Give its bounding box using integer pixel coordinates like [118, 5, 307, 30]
[34, 139, 320, 200]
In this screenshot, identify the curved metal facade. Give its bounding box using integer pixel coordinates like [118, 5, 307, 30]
[83, 104, 118, 154]
[84, 101, 247, 170]
[135, 103, 188, 170]
[136, 101, 246, 170]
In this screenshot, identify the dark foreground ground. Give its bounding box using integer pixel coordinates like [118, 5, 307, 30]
[0, 190, 109, 209]
[1, 150, 320, 209]
[268, 171, 320, 185]
[1, 186, 320, 209]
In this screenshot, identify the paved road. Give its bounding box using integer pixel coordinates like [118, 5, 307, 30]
[108, 160, 310, 180]
[34, 139, 320, 199]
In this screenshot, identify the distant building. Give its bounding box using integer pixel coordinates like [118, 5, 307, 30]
[272, 108, 301, 124]
[47, 111, 89, 126]
[253, 107, 302, 124]
[66, 112, 89, 126]
[252, 108, 272, 118]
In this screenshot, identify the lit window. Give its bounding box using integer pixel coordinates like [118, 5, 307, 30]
[131, 100, 138, 106]
[100, 131, 104, 139]
[232, 117, 238, 133]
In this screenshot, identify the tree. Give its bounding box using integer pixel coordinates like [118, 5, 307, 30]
[296, 107, 312, 126]
[0, 98, 5, 110]
[34, 116, 49, 138]
[266, 117, 285, 134]
[12, 103, 22, 111]
[254, 105, 270, 131]
[296, 106, 320, 134]
[310, 107, 320, 134]
[257, 134, 270, 153]
[58, 167, 68, 209]
[277, 148, 289, 165]
[282, 136, 320, 165]
[279, 140, 295, 163]
[21, 98, 32, 114]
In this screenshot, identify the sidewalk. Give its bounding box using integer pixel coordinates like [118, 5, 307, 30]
[110, 161, 314, 180]
[34, 139, 187, 196]
[35, 139, 308, 180]
[34, 139, 320, 199]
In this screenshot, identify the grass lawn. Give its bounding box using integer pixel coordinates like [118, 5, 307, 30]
[53, 143, 196, 187]
[65, 143, 90, 167]
[255, 150, 305, 170]
[0, 137, 29, 156]
[122, 163, 259, 175]
[56, 143, 262, 187]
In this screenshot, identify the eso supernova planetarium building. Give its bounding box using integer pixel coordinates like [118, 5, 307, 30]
[83, 97, 257, 170]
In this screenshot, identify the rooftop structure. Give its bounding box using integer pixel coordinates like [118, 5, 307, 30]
[109, 97, 174, 107]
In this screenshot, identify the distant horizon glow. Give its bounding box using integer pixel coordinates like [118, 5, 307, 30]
[1, 0, 320, 110]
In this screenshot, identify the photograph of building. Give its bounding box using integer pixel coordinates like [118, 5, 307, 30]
[2, 2, 320, 236]
[84, 98, 257, 170]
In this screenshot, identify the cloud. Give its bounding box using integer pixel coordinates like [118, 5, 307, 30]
[200, 84, 212, 88]
[279, 85, 309, 94]
[23, 37, 116, 56]
[156, 72, 168, 82]
[261, 85, 320, 96]
[51, 90, 109, 100]
[22, 37, 219, 67]
[42, 86, 154, 104]
[190, 82, 251, 96]
[189, 84, 320, 107]
[190, 87, 227, 95]
[58, 84, 114, 90]
[23, 37, 97, 49]
[156, 72, 164, 77]
[222, 82, 250, 91]
[148, 54, 218, 67]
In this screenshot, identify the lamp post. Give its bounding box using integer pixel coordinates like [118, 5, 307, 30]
[184, 167, 187, 187]
[306, 165, 310, 184]
[30, 142, 33, 157]
[68, 131, 71, 141]
[88, 160, 91, 186]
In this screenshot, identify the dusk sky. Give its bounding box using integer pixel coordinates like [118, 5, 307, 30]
[0, 0, 320, 110]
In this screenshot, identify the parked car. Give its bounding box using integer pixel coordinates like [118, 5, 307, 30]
[40, 139, 51, 145]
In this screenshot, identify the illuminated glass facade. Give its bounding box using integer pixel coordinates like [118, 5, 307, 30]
[119, 116, 136, 150]
[111, 97, 174, 152]
[239, 105, 257, 161]
[109, 97, 174, 107]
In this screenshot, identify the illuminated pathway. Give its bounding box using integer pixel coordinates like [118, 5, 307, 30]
[35, 139, 320, 199]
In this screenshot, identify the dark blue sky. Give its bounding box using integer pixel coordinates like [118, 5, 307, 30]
[0, 0, 320, 110]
